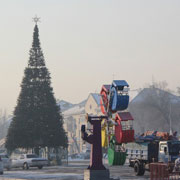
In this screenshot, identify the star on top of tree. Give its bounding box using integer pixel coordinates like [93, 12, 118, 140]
[33, 15, 41, 25]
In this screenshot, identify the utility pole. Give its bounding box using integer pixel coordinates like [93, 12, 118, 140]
[169, 103, 172, 135]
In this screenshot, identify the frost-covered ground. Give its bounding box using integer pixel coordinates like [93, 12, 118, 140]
[0, 160, 149, 180]
[1, 171, 83, 180]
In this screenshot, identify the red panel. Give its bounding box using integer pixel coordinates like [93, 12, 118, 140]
[115, 120, 134, 143]
[100, 98, 106, 115]
[100, 85, 111, 115]
[115, 120, 122, 143]
[121, 130, 134, 143]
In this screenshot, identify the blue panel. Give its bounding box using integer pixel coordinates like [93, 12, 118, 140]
[115, 95, 129, 111]
[109, 87, 129, 111]
[112, 80, 129, 90]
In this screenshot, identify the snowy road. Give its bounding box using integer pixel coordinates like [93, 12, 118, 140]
[0, 161, 150, 180]
[1, 170, 83, 180]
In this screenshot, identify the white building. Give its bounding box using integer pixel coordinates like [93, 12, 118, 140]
[63, 101, 86, 154]
[62, 93, 102, 155]
[85, 93, 102, 115]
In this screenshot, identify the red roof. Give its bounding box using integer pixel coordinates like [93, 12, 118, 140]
[116, 112, 134, 121]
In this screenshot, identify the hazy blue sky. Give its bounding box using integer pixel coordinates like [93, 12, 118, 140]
[0, 0, 180, 114]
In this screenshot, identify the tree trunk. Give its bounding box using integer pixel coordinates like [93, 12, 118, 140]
[34, 147, 40, 156]
[55, 147, 61, 165]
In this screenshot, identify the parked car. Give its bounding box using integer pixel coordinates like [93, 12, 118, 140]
[11, 154, 48, 170]
[0, 156, 3, 175]
[0, 154, 11, 170]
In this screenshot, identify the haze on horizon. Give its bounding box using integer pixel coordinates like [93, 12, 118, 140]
[0, 0, 180, 114]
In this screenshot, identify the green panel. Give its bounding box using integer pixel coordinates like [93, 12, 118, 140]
[108, 148, 126, 166]
[108, 148, 114, 165]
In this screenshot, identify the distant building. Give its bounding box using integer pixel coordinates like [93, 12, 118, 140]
[62, 93, 103, 155]
[0, 138, 5, 153]
[85, 93, 102, 115]
[62, 100, 86, 154]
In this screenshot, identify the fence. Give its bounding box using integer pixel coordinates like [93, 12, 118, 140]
[150, 163, 180, 180]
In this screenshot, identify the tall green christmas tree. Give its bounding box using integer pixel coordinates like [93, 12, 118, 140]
[6, 20, 68, 152]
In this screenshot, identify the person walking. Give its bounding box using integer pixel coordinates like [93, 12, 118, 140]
[173, 152, 180, 172]
[0, 156, 3, 175]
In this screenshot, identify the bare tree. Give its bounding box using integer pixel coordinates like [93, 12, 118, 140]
[143, 82, 171, 122]
[0, 109, 8, 140]
[129, 81, 180, 133]
[70, 133, 80, 154]
[177, 87, 180, 96]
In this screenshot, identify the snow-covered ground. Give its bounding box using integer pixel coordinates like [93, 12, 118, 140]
[1, 170, 83, 180]
[0, 161, 149, 180]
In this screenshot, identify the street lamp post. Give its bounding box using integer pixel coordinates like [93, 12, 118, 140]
[169, 103, 172, 135]
[67, 145, 68, 166]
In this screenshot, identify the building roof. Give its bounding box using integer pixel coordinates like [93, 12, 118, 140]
[63, 106, 85, 116]
[63, 100, 86, 116]
[130, 88, 180, 104]
[90, 93, 101, 106]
